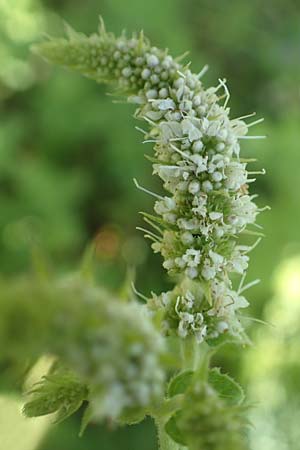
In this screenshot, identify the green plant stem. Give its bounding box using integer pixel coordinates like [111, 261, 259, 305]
[155, 418, 184, 450]
[180, 337, 210, 374]
[155, 340, 211, 450]
[180, 337, 199, 370]
[196, 342, 211, 381]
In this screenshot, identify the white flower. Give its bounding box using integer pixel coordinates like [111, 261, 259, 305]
[225, 162, 247, 190]
[175, 257, 186, 268]
[201, 264, 216, 280]
[184, 291, 195, 308]
[182, 248, 201, 268]
[230, 195, 258, 229]
[155, 98, 176, 110]
[216, 321, 229, 333]
[188, 180, 201, 194]
[159, 121, 182, 141]
[192, 194, 207, 217]
[181, 231, 194, 245]
[192, 140, 204, 153]
[185, 267, 198, 279]
[202, 180, 213, 192]
[163, 259, 175, 270]
[209, 250, 224, 271]
[194, 325, 207, 343]
[209, 212, 223, 221]
[122, 67, 132, 78]
[178, 312, 194, 338]
[159, 88, 168, 98]
[147, 54, 159, 67]
[227, 251, 249, 274]
[181, 118, 202, 141]
[190, 154, 208, 174]
[146, 89, 158, 100]
[177, 217, 200, 231]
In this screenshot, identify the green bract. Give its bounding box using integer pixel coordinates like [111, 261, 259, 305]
[23, 369, 88, 423]
[166, 381, 248, 450]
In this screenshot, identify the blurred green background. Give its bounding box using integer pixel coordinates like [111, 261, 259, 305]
[0, 1, 300, 449]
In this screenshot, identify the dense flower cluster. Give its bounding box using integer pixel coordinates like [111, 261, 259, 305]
[34, 20, 264, 343]
[0, 275, 165, 422]
[49, 277, 166, 422]
[149, 279, 249, 343]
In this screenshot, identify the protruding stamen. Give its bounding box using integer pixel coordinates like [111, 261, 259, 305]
[135, 126, 147, 135]
[244, 237, 262, 254]
[143, 139, 159, 144]
[131, 282, 148, 303]
[136, 227, 162, 241]
[218, 78, 230, 109]
[248, 169, 266, 175]
[175, 51, 190, 63]
[177, 70, 186, 78]
[233, 112, 256, 121]
[247, 117, 264, 128]
[258, 205, 271, 212]
[170, 143, 194, 162]
[197, 64, 209, 79]
[143, 217, 163, 235]
[239, 278, 261, 294]
[133, 178, 164, 200]
[142, 116, 157, 126]
[238, 135, 266, 140]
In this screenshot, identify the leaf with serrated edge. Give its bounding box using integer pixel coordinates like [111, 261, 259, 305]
[165, 414, 187, 446]
[208, 368, 245, 405]
[168, 370, 194, 398]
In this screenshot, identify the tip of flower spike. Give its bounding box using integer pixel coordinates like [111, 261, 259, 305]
[30, 39, 66, 65]
[31, 33, 90, 70]
[32, 25, 76, 61]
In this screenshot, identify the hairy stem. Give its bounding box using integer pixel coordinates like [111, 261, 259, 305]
[180, 337, 199, 370]
[154, 340, 210, 449]
[197, 342, 211, 380]
[180, 338, 210, 375]
[155, 418, 184, 450]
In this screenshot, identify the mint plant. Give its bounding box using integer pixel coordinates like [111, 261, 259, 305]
[0, 18, 267, 450]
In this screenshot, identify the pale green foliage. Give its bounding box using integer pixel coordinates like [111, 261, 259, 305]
[208, 368, 245, 406]
[0, 0, 46, 95]
[166, 381, 248, 450]
[165, 368, 247, 449]
[23, 369, 88, 423]
[0, 272, 165, 426]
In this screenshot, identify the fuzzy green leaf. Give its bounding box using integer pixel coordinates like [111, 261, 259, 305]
[23, 371, 88, 423]
[118, 407, 147, 425]
[168, 370, 194, 397]
[165, 413, 187, 446]
[79, 404, 93, 437]
[208, 368, 245, 405]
